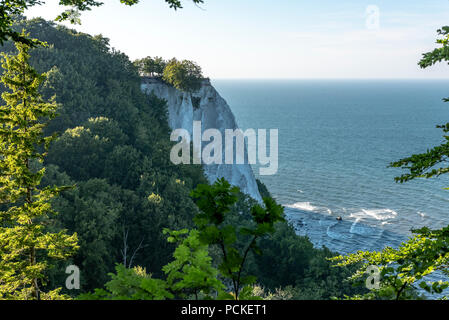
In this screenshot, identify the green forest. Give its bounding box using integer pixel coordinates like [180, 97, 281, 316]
[3, 0, 449, 302]
[0, 17, 362, 300]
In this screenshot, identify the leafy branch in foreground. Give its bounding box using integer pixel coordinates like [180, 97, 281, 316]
[390, 26, 449, 184]
[80, 178, 284, 300]
[0, 39, 78, 300]
[79, 228, 226, 300]
[162, 228, 225, 299]
[191, 178, 285, 300]
[331, 225, 449, 300]
[77, 264, 174, 300]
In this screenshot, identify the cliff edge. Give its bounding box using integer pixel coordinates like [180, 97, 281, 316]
[141, 77, 262, 202]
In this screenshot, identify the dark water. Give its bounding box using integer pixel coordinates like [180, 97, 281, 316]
[213, 79, 449, 255]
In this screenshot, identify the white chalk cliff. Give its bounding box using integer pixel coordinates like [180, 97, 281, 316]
[141, 77, 262, 202]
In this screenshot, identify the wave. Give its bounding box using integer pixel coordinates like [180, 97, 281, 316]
[285, 202, 332, 214]
[349, 218, 384, 237]
[285, 202, 318, 211]
[349, 208, 397, 221]
[326, 223, 353, 240]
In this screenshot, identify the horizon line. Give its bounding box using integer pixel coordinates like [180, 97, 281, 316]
[211, 77, 449, 81]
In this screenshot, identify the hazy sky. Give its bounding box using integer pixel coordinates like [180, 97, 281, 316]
[25, 0, 449, 79]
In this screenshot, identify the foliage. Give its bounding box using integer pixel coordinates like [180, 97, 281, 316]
[256, 179, 271, 199]
[390, 26, 449, 184]
[162, 228, 225, 299]
[80, 180, 361, 301]
[217, 185, 365, 300]
[1, 18, 208, 293]
[251, 285, 296, 300]
[79, 228, 226, 300]
[134, 56, 166, 77]
[329, 229, 447, 300]
[190, 178, 284, 299]
[248, 222, 364, 300]
[0, 40, 78, 300]
[1, 18, 368, 300]
[0, 0, 205, 45]
[77, 264, 173, 300]
[162, 58, 203, 93]
[191, 96, 201, 109]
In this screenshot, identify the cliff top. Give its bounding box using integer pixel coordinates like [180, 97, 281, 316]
[141, 76, 211, 87]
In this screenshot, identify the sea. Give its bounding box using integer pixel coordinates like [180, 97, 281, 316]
[213, 79, 449, 257]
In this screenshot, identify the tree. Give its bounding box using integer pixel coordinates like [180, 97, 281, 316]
[0, 0, 205, 45]
[0, 40, 78, 300]
[80, 178, 285, 301]
[134, 56, 166, 77]
[390, 26, 449, 184]
[162, 228, 225, 299]
[330, 234, 431, 300]
[78, 264, 174, 300]
[190, 178, 284, 300]
[3, 19, 207, 292]
[3, 18, 362, 300]
[79, 228, 225, 300]
[162, 58, 203, 93]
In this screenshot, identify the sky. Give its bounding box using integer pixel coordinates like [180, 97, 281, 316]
[24, 0, 449, 79]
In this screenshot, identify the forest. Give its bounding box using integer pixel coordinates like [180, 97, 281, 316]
[3, 0, 449, 304]
[0, 17, 362, 300]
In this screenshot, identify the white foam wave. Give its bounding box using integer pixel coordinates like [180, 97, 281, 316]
[285, 202, 318, 212]
[285, 202, 332, 215]
[349, 208, 397, 221]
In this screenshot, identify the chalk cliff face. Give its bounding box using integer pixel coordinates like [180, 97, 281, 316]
[141, 78, 262, 202]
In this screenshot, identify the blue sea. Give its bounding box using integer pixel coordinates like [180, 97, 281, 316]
[213, 79, 449, 255]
